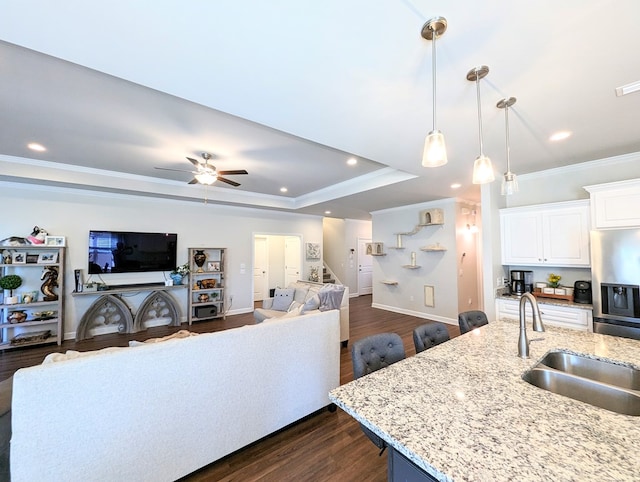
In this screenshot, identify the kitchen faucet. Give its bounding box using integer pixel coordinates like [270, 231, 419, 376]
[518, 292, 545, 358]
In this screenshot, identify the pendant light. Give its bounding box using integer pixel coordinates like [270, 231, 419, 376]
[421, 17, 447, 167]
[497, 97, 519, 195]
[467, 66, 495, 184]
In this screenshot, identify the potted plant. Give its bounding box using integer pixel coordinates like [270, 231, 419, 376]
[170, 263, 190, 285]
[0, 274, 23, 304]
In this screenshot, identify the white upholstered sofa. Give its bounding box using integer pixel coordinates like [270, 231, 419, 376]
[10, 310, 340, 482]
[254, 281, 350, 345]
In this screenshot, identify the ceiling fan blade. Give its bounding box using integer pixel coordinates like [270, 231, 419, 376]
[155, 167, 194, 173]
[217, 169, 248, 176]
[217, 177, 241, 187]
[186, 157, 201, 167]
[188, 178, 199, 185]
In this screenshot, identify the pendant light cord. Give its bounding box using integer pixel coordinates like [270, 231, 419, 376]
[505, 103, 511, 172]
[431, 30, 437, 131]
[475, 75, 484, 156]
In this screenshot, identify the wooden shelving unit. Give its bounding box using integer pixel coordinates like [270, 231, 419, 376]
[187, 247, 226, 324]
[1, 245, 65, 350]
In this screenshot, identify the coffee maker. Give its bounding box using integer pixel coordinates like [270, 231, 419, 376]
[511, 270, 533, 295]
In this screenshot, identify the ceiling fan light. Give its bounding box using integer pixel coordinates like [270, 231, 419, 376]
[501, 171, 519, 195]
[422, 130, 447, 167]
[194, 172, 217, 185]
[472, 155, 495, 184]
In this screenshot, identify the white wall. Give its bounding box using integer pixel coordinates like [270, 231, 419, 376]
[371, 199, 459, 324]
[0, 182, 323, 340]
[323, 218, 372, 295]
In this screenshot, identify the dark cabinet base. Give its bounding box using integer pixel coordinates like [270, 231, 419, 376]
[388, 447, 439, 482]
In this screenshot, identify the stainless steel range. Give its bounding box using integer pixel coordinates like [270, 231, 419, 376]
[591, 228, 640, 339]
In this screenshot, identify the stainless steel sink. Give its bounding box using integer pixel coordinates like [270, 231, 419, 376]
[522, 351, 640, 416]
[536, 351, 640, 390]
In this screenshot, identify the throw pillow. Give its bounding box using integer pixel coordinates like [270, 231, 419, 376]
[272, 288, 295, 311]
[302, 294, 320, 311]
[287, 301, 303, 312]
[318, 287, 345, 311]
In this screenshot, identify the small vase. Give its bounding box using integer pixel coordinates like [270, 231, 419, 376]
[193, 250, 206, 273]
[170, 273, 183, 285]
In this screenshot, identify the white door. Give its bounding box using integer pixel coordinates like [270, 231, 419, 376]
[253, 236, 269, 301]
[284, 236, 302, 285]
[358, 237, 373, 295]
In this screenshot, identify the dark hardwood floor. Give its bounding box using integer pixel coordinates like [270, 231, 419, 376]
[0, 295, 459, 481]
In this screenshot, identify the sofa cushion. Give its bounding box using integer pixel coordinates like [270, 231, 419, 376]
[272, 288, 295, 311]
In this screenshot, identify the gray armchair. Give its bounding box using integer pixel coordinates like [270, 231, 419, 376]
[458, 310, 489, 334]
[350, 333, 405, 455]
[413, 322, 450, 353]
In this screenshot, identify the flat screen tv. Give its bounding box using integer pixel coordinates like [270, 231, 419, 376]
[88, 231, 177, 274]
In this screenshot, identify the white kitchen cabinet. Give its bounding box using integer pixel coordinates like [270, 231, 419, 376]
[500, 200, 590, 267]
[495, 297, 593, 332]
[584, 178, 640, 229]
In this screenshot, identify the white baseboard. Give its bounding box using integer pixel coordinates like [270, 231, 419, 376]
[370, 302, 456, 326]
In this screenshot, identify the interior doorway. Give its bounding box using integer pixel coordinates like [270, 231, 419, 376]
[252, 234, 303, 302]
[357, 237, 373, 295]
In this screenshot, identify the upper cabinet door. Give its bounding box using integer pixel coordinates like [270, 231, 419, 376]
[500, 200, 590, 267]
[584, 179, 640, 229]
[542, 206, 590, 266]
[500, 209, 544, 265]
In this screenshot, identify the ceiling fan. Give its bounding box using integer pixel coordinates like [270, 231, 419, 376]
[155, 152, 248, 186]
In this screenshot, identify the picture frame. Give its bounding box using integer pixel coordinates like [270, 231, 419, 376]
[37, 252, 58, 264]
[11, 252, 26, 264]
[45, 235, 66, 247]
[207, 261, 220, 272]
[306, 242, 321, 260]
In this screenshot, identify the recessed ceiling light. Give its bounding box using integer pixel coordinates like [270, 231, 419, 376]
[280, 187, 288, 193]
[324, 210, 332, 215]
[347, 158, 357, 166]
[549, 131, 572, 142]
[27, 142, 46, 152]
[450, 183, 461, 189]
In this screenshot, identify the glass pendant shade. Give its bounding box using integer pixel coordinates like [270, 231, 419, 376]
[472, 155, 495, 184]
[501, 171, 518, 195]
[422, 130, 447, 167]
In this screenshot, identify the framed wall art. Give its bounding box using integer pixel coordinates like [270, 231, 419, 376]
[45, 236, 66, 247]
[305, 243, 320, 260]
[37, 252, 58, 264]
[11, 252, 26, 264]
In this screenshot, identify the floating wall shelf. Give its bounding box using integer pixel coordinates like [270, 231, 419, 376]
[393, 209, 444, 247]
[402, 265, 421, 269]
[380, 280, 399, 285]
[421, 244, 447, 252]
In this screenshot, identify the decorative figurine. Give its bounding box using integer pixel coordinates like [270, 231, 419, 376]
[41, 266, 59, 301]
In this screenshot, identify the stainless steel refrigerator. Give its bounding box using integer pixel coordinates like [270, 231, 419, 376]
[590, 228, 640, 339]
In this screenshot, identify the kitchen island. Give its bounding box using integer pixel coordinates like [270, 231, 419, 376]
[329, 319, 640, 481]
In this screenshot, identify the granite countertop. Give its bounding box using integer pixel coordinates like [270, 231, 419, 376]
[329, 320, 640, 482]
